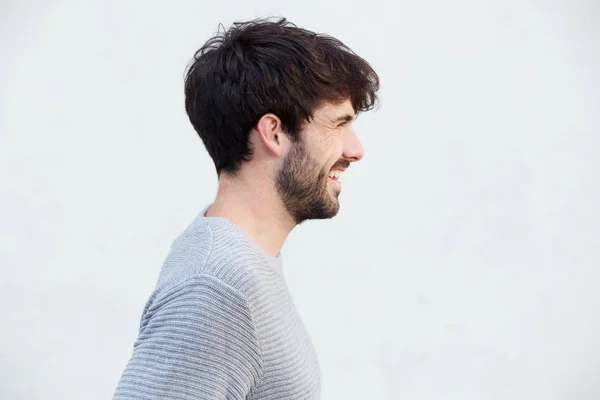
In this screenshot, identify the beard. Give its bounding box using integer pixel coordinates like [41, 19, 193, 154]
[276, 140, 341, 225]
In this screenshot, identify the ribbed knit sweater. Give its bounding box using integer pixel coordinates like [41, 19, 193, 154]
[113, 207, 321, 399]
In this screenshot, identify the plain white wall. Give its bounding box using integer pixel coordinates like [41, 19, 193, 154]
[1, 0, 599, 399]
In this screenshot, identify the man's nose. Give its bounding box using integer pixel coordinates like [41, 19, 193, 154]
[342, 128, 364, 162]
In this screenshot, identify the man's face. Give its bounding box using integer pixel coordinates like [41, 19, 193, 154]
[276, 99, 364, 224]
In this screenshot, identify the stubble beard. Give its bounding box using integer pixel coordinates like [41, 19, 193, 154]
[276, 141, 340, 225]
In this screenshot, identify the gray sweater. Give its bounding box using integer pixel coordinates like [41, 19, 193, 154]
[113, 208, 321, 399]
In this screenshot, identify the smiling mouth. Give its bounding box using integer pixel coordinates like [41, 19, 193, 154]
[327, 169, 344, 190]
[328, 169, 344, 181]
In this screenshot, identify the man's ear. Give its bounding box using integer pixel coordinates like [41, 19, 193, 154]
[255, 113, 285, 157]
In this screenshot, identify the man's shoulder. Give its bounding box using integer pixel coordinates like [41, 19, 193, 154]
[153, 216, 277, 301]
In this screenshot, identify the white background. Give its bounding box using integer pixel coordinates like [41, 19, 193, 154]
[1, 1, 599, 399]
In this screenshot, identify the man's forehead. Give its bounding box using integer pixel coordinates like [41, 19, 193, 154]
[317, 99, 355, 120]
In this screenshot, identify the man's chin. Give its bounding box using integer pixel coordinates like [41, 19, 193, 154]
[316, 199, 340, 220]
[291, 201, 340, 224]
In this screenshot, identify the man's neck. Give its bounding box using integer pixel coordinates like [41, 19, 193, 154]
[205, 173, 295, 258]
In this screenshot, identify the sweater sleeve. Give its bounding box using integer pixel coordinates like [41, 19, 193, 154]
[113, 275, 263, 400]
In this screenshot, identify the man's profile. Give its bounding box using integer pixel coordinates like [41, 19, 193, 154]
[113, 17, 379, 400]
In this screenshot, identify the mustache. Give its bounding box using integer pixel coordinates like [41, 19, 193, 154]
[331, 159, 350, 170]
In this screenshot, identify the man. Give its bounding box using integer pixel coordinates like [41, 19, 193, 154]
[114, 17, 379, 400]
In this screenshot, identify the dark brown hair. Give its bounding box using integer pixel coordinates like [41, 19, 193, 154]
[184, 17, 379, 175]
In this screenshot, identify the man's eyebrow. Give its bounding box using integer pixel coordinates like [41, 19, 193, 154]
[330, 114, 356, 124]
